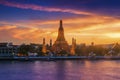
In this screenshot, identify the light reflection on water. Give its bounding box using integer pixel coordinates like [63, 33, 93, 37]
[0, 60, 120, 80]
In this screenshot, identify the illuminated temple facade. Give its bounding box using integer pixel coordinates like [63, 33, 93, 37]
[52, 20, 70, 53]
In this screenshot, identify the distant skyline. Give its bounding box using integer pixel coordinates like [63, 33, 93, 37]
[0, 0, 120, 45]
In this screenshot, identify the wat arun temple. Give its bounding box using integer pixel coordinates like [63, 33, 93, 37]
[52, 20, 70, 53]
[42, 20, 76, 55]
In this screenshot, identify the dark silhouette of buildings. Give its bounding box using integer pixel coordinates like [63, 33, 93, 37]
[0, 43, 18, 57]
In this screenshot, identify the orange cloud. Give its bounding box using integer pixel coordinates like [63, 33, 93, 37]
[0, 14, 120, 45]
[12, 28, 44, 40]
[0, 25, 16, 30]
[0, 25, 57, 44]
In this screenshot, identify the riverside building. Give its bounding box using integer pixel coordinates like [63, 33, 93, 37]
[0, 43, 18, 57]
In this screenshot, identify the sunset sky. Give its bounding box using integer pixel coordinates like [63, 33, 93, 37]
[0, 0, 120, 45]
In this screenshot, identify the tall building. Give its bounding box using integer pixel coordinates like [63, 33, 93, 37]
[52, 20, 69, 53]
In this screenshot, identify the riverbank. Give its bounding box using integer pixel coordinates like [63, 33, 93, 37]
[0, 56, 120, 60]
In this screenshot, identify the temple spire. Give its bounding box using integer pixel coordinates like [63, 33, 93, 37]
[43, 38, 45, 44]
[42, 38, 47, 53]
[50, 39, 52, 47]
[70, 38, 76, 55]
[56, 20, 65, 41]
[59, 20, 63, 30]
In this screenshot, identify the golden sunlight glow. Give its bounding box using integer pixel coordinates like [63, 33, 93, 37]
[0, 14, 120, 44]
[105, 33, 120, 38]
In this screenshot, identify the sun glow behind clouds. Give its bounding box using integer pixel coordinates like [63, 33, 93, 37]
[0, 16, 120, 44]
[105, 33, 120, 38]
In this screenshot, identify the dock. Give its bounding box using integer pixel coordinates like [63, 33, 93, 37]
[0, 56, 120, 60]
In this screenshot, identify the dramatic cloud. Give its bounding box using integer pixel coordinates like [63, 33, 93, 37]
[0, 25, 16, 30]
[0, 15, 120, 45]
[0, 0, 94, 16]
[0, 0, 120, 44]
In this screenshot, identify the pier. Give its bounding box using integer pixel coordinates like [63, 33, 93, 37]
[0, 56, 120, 60]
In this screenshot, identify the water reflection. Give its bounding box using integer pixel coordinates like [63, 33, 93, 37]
[0, 60, 120, 80]
[55, 61, 66, 80]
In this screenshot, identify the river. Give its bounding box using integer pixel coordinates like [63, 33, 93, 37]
[0, 60, 120, 80]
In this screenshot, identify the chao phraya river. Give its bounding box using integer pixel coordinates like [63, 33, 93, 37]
[0, 60, 120, 80]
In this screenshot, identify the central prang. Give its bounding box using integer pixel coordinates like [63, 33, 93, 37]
[52, 20, 70, 55]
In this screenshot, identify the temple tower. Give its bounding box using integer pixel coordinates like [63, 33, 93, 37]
[42, 38, 47, 53]
[52, 20, 69, 53]
[50, 39, 52, 47]
[70, 38, 76, 55]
